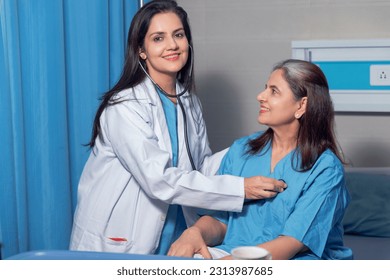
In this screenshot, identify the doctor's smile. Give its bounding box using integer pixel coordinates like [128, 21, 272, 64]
[163, 53, 181, 61]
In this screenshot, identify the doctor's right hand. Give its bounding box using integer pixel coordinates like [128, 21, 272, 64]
[244, 176, 287, 200]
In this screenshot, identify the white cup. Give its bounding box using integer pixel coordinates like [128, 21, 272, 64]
[231, 246, 272, 260]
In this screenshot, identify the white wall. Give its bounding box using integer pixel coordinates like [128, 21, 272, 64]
[178, 0, 390, 167]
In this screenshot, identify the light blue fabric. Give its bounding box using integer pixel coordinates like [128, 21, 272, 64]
[0, 0, 138, 259]
[154, 89, 187, 255]
[213, 131, 353, 260]
[156, 89, 179, 167]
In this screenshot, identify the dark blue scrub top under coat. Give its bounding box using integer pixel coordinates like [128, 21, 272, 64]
[154, 88, 187, 255]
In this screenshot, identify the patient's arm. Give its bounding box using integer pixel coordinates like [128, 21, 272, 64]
[167, 215, 227, 258]
[258, 236, 307, 260]
[219, 235, 307, 260]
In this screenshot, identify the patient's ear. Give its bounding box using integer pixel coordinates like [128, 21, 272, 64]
[295, 97, 307, 119]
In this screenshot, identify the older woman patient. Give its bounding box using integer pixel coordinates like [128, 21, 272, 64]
[167, 59, 353, 260]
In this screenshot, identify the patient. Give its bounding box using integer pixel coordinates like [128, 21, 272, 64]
[167, 59, 353, 260]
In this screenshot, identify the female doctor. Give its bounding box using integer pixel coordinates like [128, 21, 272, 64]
[69, 0, 286, 255]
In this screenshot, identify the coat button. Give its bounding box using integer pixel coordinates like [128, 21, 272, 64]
[160, 215, 166, 221]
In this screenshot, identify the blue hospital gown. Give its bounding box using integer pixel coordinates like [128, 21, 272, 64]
[213, 131, 353, 260]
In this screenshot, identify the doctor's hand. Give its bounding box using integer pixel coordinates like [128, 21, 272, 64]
[244, 176, 287, 200]
[167, 227, 212, 259]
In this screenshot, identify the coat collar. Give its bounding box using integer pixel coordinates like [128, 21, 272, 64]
[135, 77, 189, 106]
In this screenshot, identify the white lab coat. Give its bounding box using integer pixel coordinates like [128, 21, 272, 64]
[69, 78, 244, 254]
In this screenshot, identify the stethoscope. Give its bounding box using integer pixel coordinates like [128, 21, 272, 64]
[243, 179, 286, 205]
[138, 45, 196, 170]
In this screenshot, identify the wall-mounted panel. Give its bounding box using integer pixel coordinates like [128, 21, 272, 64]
[292, 39, 390, 112]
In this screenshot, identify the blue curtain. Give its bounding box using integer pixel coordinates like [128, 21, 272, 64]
[0, 0, 139, 259]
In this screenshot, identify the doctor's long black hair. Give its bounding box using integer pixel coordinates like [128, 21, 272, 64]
[87, 0, 195, 147]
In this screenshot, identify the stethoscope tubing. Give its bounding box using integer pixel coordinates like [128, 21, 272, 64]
[138, 57, 196, 171]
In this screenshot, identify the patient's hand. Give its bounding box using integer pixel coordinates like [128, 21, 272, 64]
[167, 227, 212, 259]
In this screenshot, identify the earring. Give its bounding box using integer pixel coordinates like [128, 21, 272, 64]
[295, 113, 300, 119]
